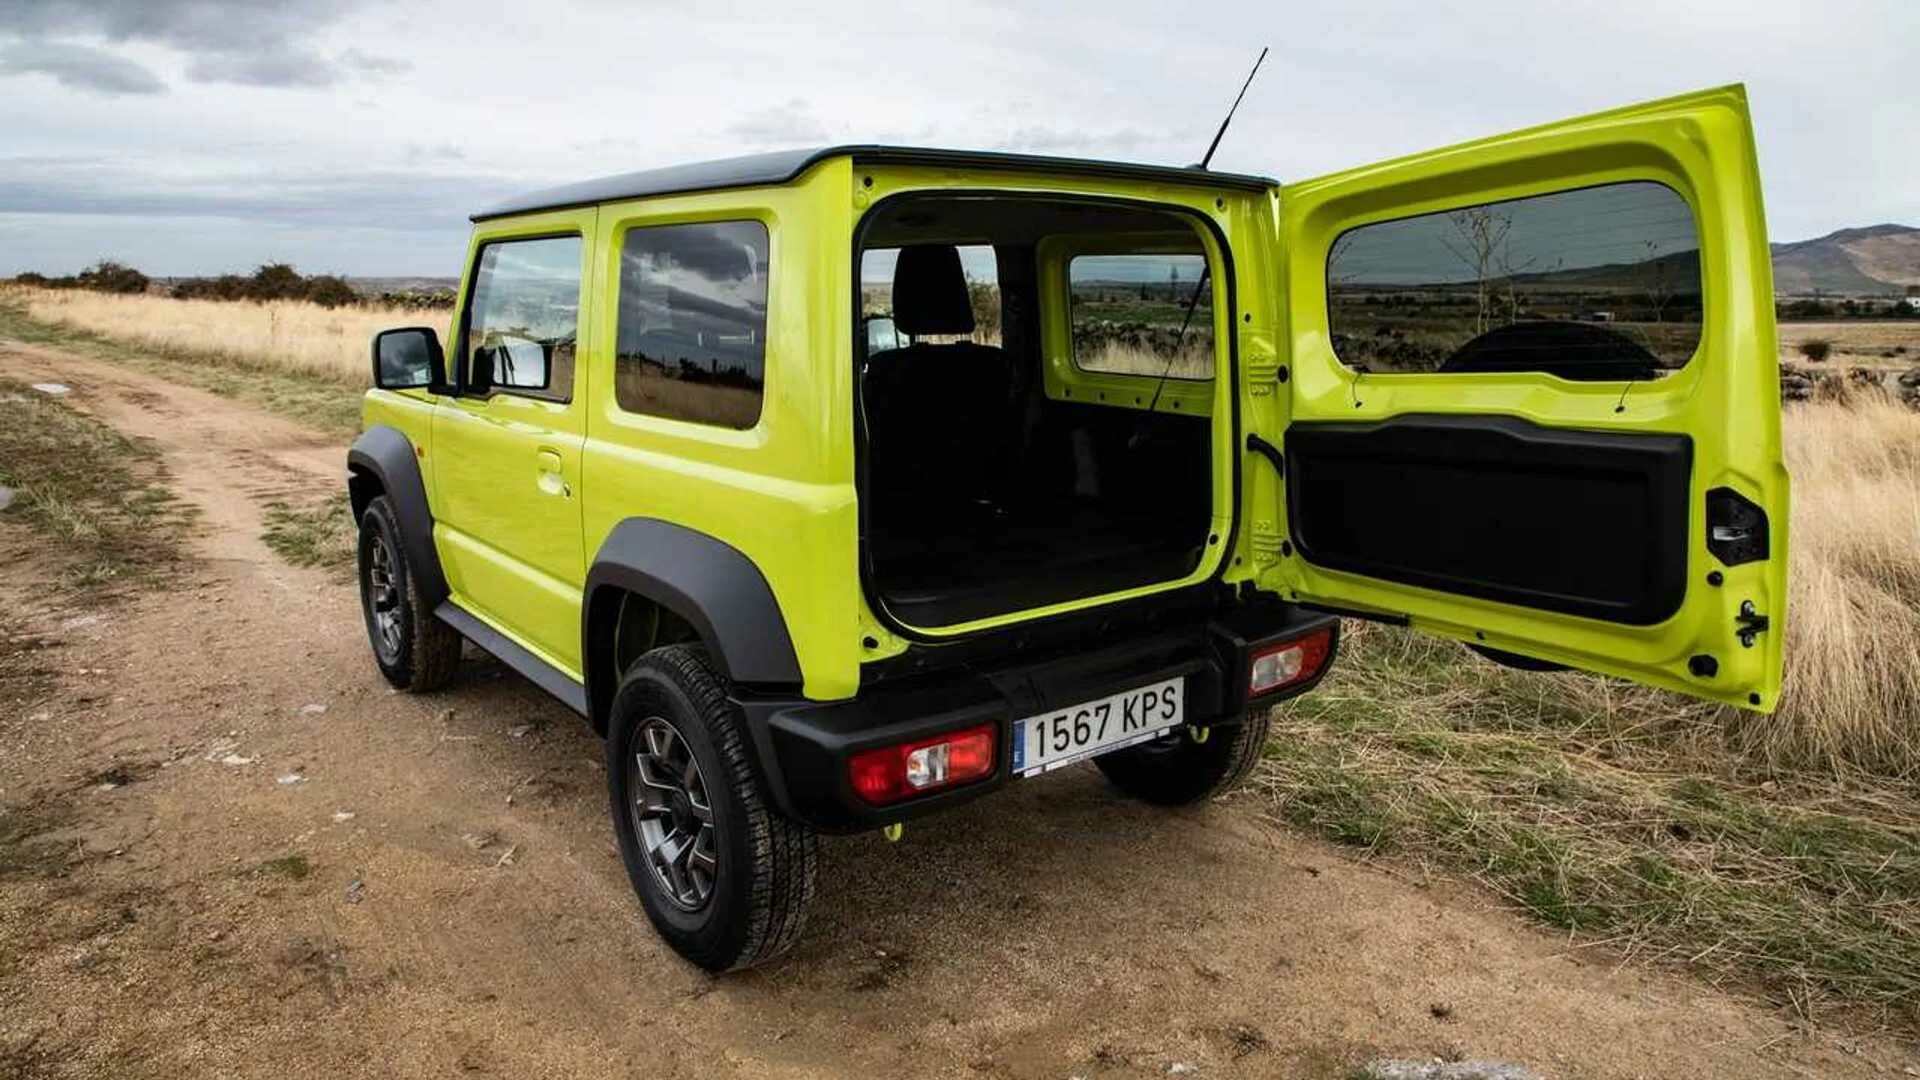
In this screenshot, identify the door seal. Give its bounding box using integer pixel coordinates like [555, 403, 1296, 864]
[1246, 433, 1284, 477]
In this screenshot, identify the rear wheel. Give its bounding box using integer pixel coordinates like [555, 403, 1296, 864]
[1094, 710, 1270, 806]
[606, 645, 817, 971]
[356, 495, 460, 692]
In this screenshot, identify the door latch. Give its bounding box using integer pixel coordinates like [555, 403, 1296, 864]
[1735, 600, 1769, 648]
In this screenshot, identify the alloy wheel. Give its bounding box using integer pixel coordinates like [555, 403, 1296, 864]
[628, 717, 719, 910]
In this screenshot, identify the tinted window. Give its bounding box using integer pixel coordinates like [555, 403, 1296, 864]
[1070, 253, 1214, 379]
[1327, 182, 1701, 379]
[464, 235, 581, 399]
[614, 221, 769, 429]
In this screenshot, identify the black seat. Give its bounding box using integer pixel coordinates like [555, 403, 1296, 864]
[862, 245, 1014, 500]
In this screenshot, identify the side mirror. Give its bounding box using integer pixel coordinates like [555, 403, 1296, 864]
[371, 327, 446, 392]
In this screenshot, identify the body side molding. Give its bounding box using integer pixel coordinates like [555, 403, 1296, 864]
[347, 424, 448, 606]
[583, 518, 804, 728]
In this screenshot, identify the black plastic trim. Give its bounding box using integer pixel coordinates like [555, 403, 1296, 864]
[582, 518, 803, 729]
[473, 145, 1276, 221]
[1286, 414, 1693, 625]
[738, 605, 1337, 831]
[434, 601, 589, 716]
[850, 188, 1245, 647]
[346, 425, 448, 607]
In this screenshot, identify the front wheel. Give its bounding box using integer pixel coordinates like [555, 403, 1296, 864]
[1094, 710, 1271, 806]
[606, 645, 817, 971]
[356, 495, 461, 692]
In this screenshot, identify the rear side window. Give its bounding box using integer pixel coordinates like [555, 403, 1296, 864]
[1069, 253, 1214, 379]
[614, 221, 769, 429]
[1326, 181, 1701, 379]
[463, 235, 582, 400]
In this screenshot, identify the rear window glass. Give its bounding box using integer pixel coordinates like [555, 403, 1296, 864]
[860, 245, 1000, 349]
[1069, 253, 1214, 380]
[614, 220, 769, 429]
[1326, 181, 1701, 379]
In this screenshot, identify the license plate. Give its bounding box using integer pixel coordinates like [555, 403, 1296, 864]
[1011, 677, 1183, 777]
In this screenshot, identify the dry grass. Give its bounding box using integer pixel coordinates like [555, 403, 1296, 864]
[1777, 320, 1920, 368]
[1257, 397, 1920, 1030]
[1257, 623, 1920, 1031]
[6, 285, 443, 388]
[1761, 399, 1920, 771]
[0, 376, 189, 591]
[0, 289, 368, 436]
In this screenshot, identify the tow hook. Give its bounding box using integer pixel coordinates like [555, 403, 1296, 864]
[881, 823, 904, 843]
[1736, 600, 1770, 648]
[1188, 725, 1211, 745]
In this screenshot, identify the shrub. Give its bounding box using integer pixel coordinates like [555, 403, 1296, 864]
[1798, 339, 1832, 363]
[303, 275, 358, 309]
[76, 260, 150, 295]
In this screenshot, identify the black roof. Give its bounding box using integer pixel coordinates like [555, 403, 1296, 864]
[471, 145, 1277, 221]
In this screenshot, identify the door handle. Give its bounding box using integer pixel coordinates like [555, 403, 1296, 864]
[535, 448, 571, 498]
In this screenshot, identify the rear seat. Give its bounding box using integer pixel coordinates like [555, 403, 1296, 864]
[861, 244, 1015, 502]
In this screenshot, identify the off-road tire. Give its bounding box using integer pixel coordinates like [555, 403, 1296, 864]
[356, 495, 461, 692]
[606, 645, 818, 971]
[1094, 709, 1270, 806]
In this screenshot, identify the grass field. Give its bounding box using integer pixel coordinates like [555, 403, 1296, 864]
[4, 284, 1917, 1028]
[11, 285, 440, 387]
[1778, 320, 1920, 366]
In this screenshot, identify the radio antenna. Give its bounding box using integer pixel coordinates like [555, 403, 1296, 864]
[1197, 46, 1268, 169]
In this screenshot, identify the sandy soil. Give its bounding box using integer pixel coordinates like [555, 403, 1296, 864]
[2, 340, 1915, 1079]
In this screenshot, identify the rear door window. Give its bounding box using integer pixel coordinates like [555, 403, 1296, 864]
[1069, 253, 1214, 379]
[614, 221, 769, 430]
[1326, 181, 1700, 379]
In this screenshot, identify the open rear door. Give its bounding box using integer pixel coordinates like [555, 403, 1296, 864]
[1269, 85, 1786, 710]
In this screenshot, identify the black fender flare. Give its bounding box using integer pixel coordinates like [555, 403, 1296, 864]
[346, 424, 448, 606]
[583, 518, 802, 729]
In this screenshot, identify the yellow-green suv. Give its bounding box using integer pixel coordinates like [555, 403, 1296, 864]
[350, 85, 1787, 971]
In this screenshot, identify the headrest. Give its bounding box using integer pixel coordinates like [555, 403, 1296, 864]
[891, 245, 975, 336]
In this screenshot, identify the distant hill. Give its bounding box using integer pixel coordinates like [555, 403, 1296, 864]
[1418, 224, 1918, 299]
[1771, 224, 1920, 296]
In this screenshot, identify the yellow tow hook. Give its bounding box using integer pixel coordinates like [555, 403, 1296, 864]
[1188, 725, 1212, 745]
[882, 823, 904, 843]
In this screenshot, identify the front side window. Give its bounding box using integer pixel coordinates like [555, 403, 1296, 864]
[1326, 181, 1701, 379]
[1069, 253, 1214, 379]
[614, 221, 769, 429]
[463, 235, 582, 400]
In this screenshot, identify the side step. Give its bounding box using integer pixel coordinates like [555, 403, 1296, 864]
[434, 602, 589, 717]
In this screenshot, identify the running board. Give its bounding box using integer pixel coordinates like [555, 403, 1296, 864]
[434, 602, 590, 717]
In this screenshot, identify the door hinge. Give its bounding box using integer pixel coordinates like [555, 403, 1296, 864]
[1735, 600, 1770, 648]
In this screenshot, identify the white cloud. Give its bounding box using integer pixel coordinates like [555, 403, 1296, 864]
[0, 0, 1912, 274]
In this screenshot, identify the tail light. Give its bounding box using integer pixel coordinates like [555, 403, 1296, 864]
[1248, 627, 1333, 697]
[848, 723, 997, 805]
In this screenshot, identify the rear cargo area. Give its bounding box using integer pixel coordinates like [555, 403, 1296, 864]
[858, 195, 1220, 628]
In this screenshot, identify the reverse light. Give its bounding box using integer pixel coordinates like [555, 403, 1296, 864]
[1248, 627, 1333, 697]
[848, 724, 997, 805]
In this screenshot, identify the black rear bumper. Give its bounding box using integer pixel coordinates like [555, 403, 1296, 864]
[732, 603, 1339, 832]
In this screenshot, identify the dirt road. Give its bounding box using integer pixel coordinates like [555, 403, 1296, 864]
[2, 341, 1912, 1079]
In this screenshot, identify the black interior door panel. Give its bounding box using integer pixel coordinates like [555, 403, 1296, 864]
[1285, 415, 1692, 625]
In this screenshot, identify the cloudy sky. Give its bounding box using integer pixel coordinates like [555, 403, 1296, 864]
[0, 0, 1913, 277]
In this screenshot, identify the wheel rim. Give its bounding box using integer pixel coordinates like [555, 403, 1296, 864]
[627, 717, 718, 911]
[365, 534, 403, 660]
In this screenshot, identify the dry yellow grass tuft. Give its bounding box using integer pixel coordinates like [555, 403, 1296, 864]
[1760, 398, 1920, 772]
[7, 285, 444, 387]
